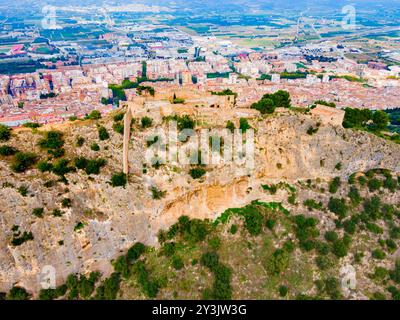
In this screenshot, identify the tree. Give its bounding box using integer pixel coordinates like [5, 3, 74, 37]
[328, 198, 348, 219]
[266, 249, 290, 275]
[239, 118, 251, 132]
[110, 172, 127, 187]
[86, 110, 102, 120]
[372, 110, 389, 131]
[272, 90, 291, 108]
[141, 116, 153, 128]
[251, 97, 276, 114]
[127, 242, 146, 263]
[332, 239, 349, 258]
[0, 124, 11, 141]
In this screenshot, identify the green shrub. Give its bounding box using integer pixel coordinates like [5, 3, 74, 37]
[48, 147, 65, 158]
[325, 231, 339, 242]
[11, 231, 34, 246]
[113, 122, 124, 134]
[150, 186, 166, 199]
[335, 162, 342, 170]
[316, 241, 330, 255]
[189, 167, 206, 179]
[390, 226, 400, 239]
[368, 178, 382, 192]
[61, 198, 72, 208]
[306, 126, 318, 135]
[74, 157, 88, 170]
[266, 219, 276, 231]
[200, 251, 219, 270]
[251, 90, 291, 114]
[293, 214, 319, 251]
[39, 285, 67, 300]
[74, 222, 84, 231]
[358, 175, 367, 186]
[303, 199, 323, 211]
[172, 256, 184, 270]
[37, 160, 53, 172]
[328, 177, 341, 194]
[239, 118, 251, 132]
[86, 110, 101, 120]
[23, 122, 41, 129]
[266, 249, 290, 275]
[32, 208, 44, 218]
[90, 143, 100, 151]
[0, 145, 17, 156]
[95, 273, 120, 300]
[229, 224, 238, 234]
[6, 286, 30, 300]
[200, 252, 232, 299]
[177, 115, 195, 131]
[52, 158, 75, 177]
[332, 239, 349, 258]
[141, 116, 153, 128]
[389, 260, 400, 284]
[98, 126, 110, 141]
[328, 198, 348, 219]
[383, 177, 398, 192]
[348, 186, 362, 206]
[38, 131, 64, 150]
[52, 209, 64, 217]
[366, 222, 383, 234]
[343, 218, 357, 234]
[171, 216, 209, 243]
[113, 112, 125, 122]
[279, 285, 288, 297]
[316, 255, 334, 270]
[208, 236, 221, 250]
[76, 136, 85, 147]
[348, 173, 356, 184]
[161, 242, 176, 257]
[243, 205, 264, 236]
[17, 185, 29, 196]
[0, 124, 11, 141]
[226, 121, 235, 132]
[127, 242, 146, 263]
[132, 261, 160, 298]
[11, 152, 38, 173]
[363, 196, 382, 220]
[85, 159, 106, 175]
[110, 172, 127, 187]
[385, 239, 397, 252]
[324, 277, 341, 299]
[371, 249, 386, 260]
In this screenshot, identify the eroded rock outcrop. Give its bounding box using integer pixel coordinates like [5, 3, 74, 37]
[0, 111, 399, 294]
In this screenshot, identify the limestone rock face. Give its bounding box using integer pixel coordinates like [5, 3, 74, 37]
[0, 112, 399, 294]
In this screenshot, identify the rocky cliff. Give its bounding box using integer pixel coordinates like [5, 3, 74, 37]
[0, 109, 399, 294]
